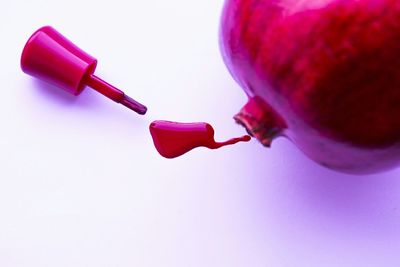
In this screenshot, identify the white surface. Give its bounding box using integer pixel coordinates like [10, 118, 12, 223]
[1, 0, 400, 266]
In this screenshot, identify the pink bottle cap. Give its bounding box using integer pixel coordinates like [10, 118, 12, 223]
[21, 26, 147, 115]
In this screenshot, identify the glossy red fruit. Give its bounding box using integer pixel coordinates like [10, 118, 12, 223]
[220, 0, 400, 174]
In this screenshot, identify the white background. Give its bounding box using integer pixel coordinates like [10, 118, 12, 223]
[1, 0, 400, 266]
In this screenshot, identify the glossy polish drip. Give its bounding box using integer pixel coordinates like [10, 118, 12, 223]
[149, 120, 251, 158]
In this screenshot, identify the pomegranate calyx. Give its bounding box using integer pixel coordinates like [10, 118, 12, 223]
[234, 97, 286, 147]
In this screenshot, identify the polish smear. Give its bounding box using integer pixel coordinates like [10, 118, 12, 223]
[149, 120, 251, 158]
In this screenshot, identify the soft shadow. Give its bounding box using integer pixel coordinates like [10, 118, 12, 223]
[29, 77, 149, 138]
[247, 138, 400, 239]
[31, 79, 101, 109]
[32, 79, 77, 105]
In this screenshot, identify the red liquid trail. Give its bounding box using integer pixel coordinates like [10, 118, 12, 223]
[149, 120, 251, 158]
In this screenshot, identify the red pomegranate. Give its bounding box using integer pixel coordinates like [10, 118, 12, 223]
[220, 0, 400, 174]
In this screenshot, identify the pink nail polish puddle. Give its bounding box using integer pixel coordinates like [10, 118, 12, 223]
[150, 120, 251, 158]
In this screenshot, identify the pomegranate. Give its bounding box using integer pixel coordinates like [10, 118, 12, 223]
[220, 0, 400, 174]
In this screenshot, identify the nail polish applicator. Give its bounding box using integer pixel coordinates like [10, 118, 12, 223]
[21, 26, 147, 115]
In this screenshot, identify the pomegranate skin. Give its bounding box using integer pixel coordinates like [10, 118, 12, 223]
[220, 0, 400, 174]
